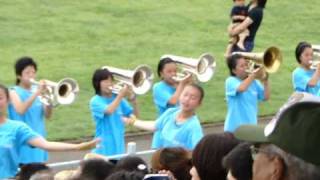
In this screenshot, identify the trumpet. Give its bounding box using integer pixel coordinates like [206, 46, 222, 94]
[101, 65, 154, 95]
[232, 46, 282, 77]
[160, 53, 216, 82]
[310, 45, 320, 69]
[30, 78, 79, 106]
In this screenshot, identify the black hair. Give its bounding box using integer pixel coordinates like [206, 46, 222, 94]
[17, 163, 50, 180]
[157, 57, 175, 78]
[114, 156, 149, 175]
[295, 41, 312, 64]
[14, 56, 37, 85]
[0, 84, 9, 100]
[105, 170, 145, 180]
[187, 83, 205, 103]
[76, 158, 115, 180]
[222, 143, 253, 180]
[257, 0, 267, 8]
[92, 68, 113, 95]
[227, 54, 243, 76]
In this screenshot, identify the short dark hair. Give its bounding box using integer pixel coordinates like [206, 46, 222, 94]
[17, 163, 50, 180]
[295, 41, 312, 64]
[14, 56, 37, 85]
[192, 133, 240, 180]
[227, 54, 243, 76]
[105, 170, 145, 180]
[257, 0, 267, 8]
[114, 156, 148, 175]
[77, 159, 115, 180]
[157, 57, 175, 77]
[92, 68, 113, 95]
[222, 143, 253, 180]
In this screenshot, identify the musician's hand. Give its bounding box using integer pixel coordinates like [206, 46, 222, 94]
[118, 84, 129, 98]
[180, 73, 193, 85]
[122, 116, 135, 125]
[77, 138, 101, 150]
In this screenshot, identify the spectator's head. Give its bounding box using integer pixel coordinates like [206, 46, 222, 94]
[92, 68, 113, 95]
[106, 170, 145, 180]
[235, 95, 320, 180]
[14, 56, 37, 85]
[74, 158, 115, 180]
[227, 54, 248, 79]
[295, 41, 312, 65]
[151, 147, 192, 180]
[29, 170, 53, 180]
[223, 142, 253, 180]
[191, 133, 240, 180]
[16, 163, 50, 180]
[157, 57, 177, 85]
[114, 156, 148, 175]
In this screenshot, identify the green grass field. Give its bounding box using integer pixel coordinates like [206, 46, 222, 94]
[0, 0, 319, 140]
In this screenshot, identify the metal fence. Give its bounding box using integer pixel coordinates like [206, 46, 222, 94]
[48, 142, 156, 171]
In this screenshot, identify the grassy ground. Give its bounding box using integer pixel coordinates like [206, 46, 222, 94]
[0, 0, 319, 140]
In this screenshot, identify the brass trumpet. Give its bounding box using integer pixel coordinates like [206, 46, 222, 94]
[311, 45, 320, 69]
[160, 53, 216, 82]
[101, 65, 154, 95]
[30, 78, 79, 106]
[232, 46, 282, 76]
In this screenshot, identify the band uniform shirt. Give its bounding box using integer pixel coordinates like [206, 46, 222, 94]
[90, 94, 133, 156]
[292, 67, 320, 96]
[224, 76, 265, 132]
[246, 6, 263, 42]
[7, 85, 48, 164]
[152, 107, 203, 150]
[152, 81, 178, 117]
[0, 120, 39, 179]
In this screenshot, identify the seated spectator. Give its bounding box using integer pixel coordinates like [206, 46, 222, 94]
[114, 156, 149, 175]
[190, 133, 240, 180]
[222, 142, 253, 180]
[151, 147, 192, 180]
[72, 158, 115, 180]
[235, 94, 320, 180]
[16, 163, 51, 180]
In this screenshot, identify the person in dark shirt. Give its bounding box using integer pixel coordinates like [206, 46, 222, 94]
[228, 0, 267, 54]
[225, 0, 249, 57]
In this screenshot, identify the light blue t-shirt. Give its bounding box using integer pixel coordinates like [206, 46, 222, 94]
[152, 81, 178, 117]
[0, 120, 39, 179]
[90, 94, 133, 156]
[7, 85, 48, 164]
[292, 67, 320, 96]
[224, 76, 265, 132]
[152, 107, 203, 150]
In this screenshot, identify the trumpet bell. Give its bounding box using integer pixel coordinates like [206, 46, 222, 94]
[55, 78, 79, 105]
[161, 53, 216, 82]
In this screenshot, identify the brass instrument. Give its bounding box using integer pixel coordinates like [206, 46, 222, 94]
[232, 46, 282, 76]
[101, 65, 154, 95]
[311, 45, 320, 69]
[160, 53, 216, 82]
[30, 78, 79, 106]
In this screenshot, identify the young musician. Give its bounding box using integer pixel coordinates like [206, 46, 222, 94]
[0, 84, 99, 179]
[292, 41, 320, 96]
[8, 57, 53, 164]
[228, 0, 267, 53]
[89, 68, 138, 156]
[152, 58, 192, 117]
[224, 54, 270, 132]
[124, 84, 204, 150]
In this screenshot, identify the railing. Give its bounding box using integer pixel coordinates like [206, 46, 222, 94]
[48, 142, 156, 170]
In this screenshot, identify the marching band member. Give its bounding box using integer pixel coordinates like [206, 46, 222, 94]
[292, 41, 320, 96]
[89, 68, 138, 156]
[8, 57, 52, 164]
[0, 84, 99, 179]
[224, 54, 270, 132]
[124, 83, 204, 150]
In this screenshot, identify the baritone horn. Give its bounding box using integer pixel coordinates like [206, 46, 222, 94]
[160, 53, 216, 82]
[232, 46, 282, 74]
[101, 65, 154, 95]
[30, 78, 79, 106]
[311, 45, 320, 69]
